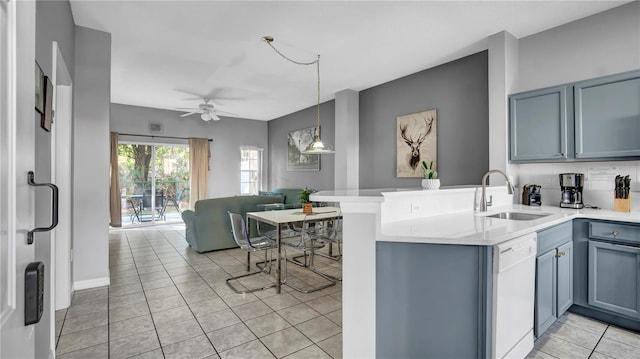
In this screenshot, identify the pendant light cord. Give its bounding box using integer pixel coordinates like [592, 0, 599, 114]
[263, 38, 322, 139]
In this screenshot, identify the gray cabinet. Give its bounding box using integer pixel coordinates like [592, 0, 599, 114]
[509, 70, 640, 163]
[509, 85, 569, 162]
[376, 242, 492, 358]
[588, 240, 640, 318]
[575, 72, 640, 159]
[535, 222, 573, 337]
[573, 219, 640, 332]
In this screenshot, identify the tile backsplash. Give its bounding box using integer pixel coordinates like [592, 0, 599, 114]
[513, 160, 640, 211]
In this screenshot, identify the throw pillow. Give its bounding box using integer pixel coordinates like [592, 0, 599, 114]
[259, 191, 285, 202]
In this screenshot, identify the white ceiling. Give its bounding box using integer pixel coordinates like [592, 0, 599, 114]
[69, 1, 628, 121]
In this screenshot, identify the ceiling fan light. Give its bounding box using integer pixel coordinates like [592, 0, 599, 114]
[210, 112, 221, 121]
[200, 113, 211, 121]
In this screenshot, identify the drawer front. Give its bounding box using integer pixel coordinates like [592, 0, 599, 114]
[590, 221, 640, 245]
[538, 221, 573, 255]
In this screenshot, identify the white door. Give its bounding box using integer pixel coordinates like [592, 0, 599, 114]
[1, 1, 48, 358]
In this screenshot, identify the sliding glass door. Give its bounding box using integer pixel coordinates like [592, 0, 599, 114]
[118, 142, 189, 227]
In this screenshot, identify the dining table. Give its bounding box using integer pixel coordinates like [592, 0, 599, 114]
[246, 206, 342, 293]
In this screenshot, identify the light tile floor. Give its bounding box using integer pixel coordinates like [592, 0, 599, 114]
[55, 223, 640, 359]
[55, 224, 342, 359]
[527, 312, 640, 359]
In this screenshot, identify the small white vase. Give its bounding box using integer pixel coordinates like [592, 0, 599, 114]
[421, 178, 440, 190]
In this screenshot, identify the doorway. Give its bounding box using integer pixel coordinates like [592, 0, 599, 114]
[118, 142, 190, 227]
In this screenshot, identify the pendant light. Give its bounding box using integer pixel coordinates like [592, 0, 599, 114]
[263, 36, 335, 154]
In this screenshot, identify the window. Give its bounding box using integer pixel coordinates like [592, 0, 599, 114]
[240, 148, 262, 195]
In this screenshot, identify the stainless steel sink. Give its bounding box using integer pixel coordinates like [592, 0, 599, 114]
[485, 212, 551, 221]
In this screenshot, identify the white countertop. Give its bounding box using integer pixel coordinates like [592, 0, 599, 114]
[312, 188, 640, 246]
[381, 204, 640, 246]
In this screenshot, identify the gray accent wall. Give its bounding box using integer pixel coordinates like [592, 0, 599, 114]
[267, 101, 336, 190]
[110, 104, 269, 198]
[360, 51, 489, 188]
[73, 26, 111, 284]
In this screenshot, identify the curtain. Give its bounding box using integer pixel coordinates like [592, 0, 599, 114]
[109, 132, 122, 227]
[189, 137, 210, 209]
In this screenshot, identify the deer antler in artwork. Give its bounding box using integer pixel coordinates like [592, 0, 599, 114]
[401, 116, 434, 170]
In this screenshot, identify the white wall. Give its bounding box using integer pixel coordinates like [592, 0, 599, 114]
[110, 104, 269, 199]
[334, 89, 359, 190]
[510, 2, 640, 211]
[72, 26, 111, 286]
[488, 31, 519, 185]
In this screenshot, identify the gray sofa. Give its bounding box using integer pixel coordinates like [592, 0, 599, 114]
[260, 188, 305, 208]
[181, 195, 285, 253]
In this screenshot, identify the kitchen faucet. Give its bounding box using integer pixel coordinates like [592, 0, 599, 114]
[479, 169, 515, 212]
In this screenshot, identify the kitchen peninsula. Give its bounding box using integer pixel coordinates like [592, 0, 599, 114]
[311, 187, 640, 358]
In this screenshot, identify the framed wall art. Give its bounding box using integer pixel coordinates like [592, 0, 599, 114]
[35, 62, 45, 114]
[396, 108, 437, 177]
[41, 76, 53, 132]
[287, 126, 320, 172]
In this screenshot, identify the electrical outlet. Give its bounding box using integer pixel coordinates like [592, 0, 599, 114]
[411, 203, 421, 213]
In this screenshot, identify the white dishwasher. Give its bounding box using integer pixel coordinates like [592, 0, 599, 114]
[492, 233, 537, 359]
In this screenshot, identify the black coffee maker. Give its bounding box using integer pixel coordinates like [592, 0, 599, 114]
[559, 173, 584, 209]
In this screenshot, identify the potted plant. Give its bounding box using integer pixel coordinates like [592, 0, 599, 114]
[421, 160, 440, 189]
[299, 187, 315, 214]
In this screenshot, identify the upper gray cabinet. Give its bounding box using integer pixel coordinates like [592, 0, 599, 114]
[509, 70, 640, 163]
[510, 85, 569, 162]
[575, 72, 640, 159]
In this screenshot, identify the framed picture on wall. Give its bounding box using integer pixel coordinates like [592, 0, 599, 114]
[35, 62, 45, 114]
[287, 126, 320, 171]
[41, 76, 53, 132]
[396, 108, 437, 177]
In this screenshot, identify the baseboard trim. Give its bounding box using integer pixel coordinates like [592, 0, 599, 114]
[73, 277, 110, 291]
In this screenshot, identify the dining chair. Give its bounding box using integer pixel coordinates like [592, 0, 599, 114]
[282, 216, 336, 293]
[127, 196, 142, 223]
[314, 218, 342, 281]
[162, 188, 185, 215]
[316, 218, 342, 259]
[255, 203, 298, 241]
[226, 211, 280, 294]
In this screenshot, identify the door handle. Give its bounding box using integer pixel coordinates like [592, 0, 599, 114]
[27, 171, 59, 244]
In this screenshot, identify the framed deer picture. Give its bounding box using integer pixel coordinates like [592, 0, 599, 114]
[396, 109, 437, 177]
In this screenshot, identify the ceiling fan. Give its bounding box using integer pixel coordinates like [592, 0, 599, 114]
[176, 98, 231, 122]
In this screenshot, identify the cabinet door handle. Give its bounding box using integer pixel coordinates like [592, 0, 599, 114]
[555, 251, 566, 257]
[612, 230, 619, 237]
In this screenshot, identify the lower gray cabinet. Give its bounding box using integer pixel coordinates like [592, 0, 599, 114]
[588, 240, 640, 318]
[535, 241, 573, 337]
[376, 242, 492, 358]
